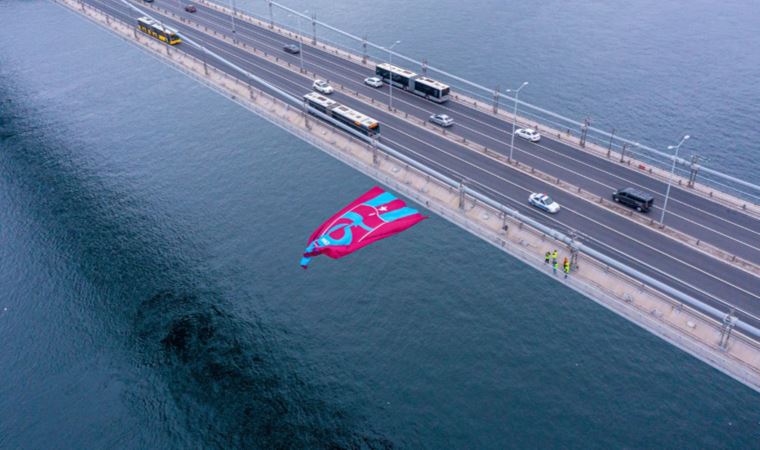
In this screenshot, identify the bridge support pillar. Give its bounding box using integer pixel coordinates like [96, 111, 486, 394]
[606, 128, 616, 157]
[311, 13, 317, 45]
[268, 1, 274, 29]
[688, 154, 700, 188]
[579, 116, 591, 147]
[719, 309, 738, 350]
[570, 231, 580, 270]
[372, 138, 379, 165]
[619, 143, 628, 163]
[458, 180, 466, 209]
[492, 86, 500, 113]
[422, 59, 428, 75]
[362, 36, 368, 64]
[303, 100, 310, 129]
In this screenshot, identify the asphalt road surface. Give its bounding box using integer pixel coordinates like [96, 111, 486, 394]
[78, 0, 760, 328]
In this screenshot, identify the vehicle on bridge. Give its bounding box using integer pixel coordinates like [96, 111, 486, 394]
[184, 4, 197, 13]
[612, 187, 654, 212]
[283, 44, 300, 54]
[364, 76, 383, 88]
[375, 63, 450, 103]
[429, 113, 454, 127]
[304, 92, 380, 137]
[312, 80, 334, 95]
[529, 193, 560, 214]
[136, 17, 181, 45]
[515, 128, 541, 142]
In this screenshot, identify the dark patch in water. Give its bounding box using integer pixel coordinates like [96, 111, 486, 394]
[136, 291, 393, 449]
[0, 81, 393, 449]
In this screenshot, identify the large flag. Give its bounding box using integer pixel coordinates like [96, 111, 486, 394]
[300, 186, 427, 268]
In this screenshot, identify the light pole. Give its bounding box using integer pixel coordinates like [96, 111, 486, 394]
[506, 81, 528, 163]
[387, 40, 401, 111]
[229, 0, 237, 37]
[660, 134, 690, 225]
[289, 11, 308, 73]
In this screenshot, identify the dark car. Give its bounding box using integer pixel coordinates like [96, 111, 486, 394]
[143, 0, 154, 3]
[283, 44, 300, 54]
[612, 187, 654, 212]
[184, 4, 197, 12]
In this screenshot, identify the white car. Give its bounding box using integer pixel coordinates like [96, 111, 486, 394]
[312, 80, 334, 95]
[515, 128, 541, 142]
[429, 113, 454, 127]
[528, 193, 560, 214]
[364, 76, 383, 88]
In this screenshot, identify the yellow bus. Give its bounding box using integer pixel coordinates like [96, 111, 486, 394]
[137, 16, 181, 45]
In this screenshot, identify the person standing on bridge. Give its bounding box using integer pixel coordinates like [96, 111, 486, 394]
[545, 251, 551, 264]
[553, 259, 558, 275]
[563, 257, 570, 279]
[552, 249, 558, 265]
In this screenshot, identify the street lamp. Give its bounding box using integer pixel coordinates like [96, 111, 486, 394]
[229, 0, 238, 36]
[660, 134, 690, 225]
[387, 40, 401, 111]
[289, 11, 308, 73]
[506, 81, 528, 163]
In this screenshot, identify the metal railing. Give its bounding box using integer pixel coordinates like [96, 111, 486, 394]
[80, 0, 760, 343]
[209, 0, 760, 204]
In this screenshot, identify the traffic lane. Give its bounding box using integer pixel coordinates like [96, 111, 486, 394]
[383, 126, 760, 325]
[156, 3, 760, 314]
[96, 0, 760, 316]
[190, 0, 760, 234]
[509, 137, 760, 263]
[182, 0, 760, 248]
[386, 116, 760, 325]
[510, 118, 760, 231]
[477, 185, 760, 327]
[183, 2, 548, 145]
[380, 120, 760, 316]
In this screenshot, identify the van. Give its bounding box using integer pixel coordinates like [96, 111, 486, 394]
[612, 187, 654, 212]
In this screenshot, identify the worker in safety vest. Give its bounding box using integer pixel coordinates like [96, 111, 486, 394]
[545, 251, 551, 264]
[553, 260, 558, 275]
[563, 257, 570, 279]
[552, 250, 558, 265]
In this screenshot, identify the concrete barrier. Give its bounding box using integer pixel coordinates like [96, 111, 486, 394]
[53, 0, 760, 393]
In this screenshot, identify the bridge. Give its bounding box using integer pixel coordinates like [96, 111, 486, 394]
[58, 0, 760, 386]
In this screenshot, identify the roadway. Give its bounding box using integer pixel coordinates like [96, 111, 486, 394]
[181, 0, 760, 266]
[82, 0, 760, 327]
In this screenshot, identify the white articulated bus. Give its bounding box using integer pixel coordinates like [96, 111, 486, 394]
[303, 92, 380, 136]
[375, 63, 450, 103]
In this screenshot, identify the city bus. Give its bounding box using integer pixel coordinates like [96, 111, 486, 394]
[375, 63, 450, 103]
[304, 92, 380, 137]
[137, 16, 181, 45]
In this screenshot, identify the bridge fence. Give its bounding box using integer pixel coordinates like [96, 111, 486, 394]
[211, 0, 760, 204]
[87, 0, 760, 342]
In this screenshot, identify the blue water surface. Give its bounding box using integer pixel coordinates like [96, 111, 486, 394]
[1, 1, 759, 448]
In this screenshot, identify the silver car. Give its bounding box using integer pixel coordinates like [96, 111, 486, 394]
[364, 76, 383, 88]
[515, 128, 541, 142]
[429, 113, 454, 127]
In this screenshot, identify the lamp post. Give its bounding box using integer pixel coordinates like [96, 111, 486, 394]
[506, 81, 528, 163]
[660, 135, 690, 225]
[229, 0, 237, 37]
[387, 40, 401, 111]
[289, 11, 308, 73]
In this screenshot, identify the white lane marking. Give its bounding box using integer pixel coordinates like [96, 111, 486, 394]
[102, 0, 760, 305]
[178, 3, 760, 248]
[379, 124, 760, 304]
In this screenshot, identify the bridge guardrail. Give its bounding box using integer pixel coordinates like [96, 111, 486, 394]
[65, 0, 760, 348]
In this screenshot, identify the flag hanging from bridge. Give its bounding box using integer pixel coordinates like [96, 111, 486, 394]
[300, 186, 427, 268]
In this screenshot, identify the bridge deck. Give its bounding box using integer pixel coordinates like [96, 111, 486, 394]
[81, 0, 760, 327]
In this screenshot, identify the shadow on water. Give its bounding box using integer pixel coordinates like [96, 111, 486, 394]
[0, 83, 392, 448]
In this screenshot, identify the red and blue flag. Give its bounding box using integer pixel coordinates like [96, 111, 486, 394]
[300, 186, 427, 268]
